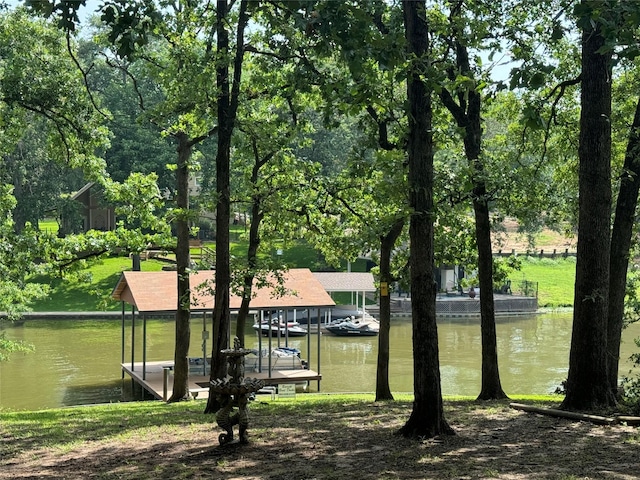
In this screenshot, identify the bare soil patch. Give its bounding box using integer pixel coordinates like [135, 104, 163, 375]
[2, 399, 639, 480]
[493, 220, 576, 254]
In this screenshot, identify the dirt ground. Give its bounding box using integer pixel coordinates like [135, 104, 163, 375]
[2, 399, 639, 480]
[492, 220, 576, 255]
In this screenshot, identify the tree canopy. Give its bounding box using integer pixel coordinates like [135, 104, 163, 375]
[4, 0, 640, 430]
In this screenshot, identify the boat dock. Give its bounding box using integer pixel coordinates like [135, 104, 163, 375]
[122, 361, 322, 401]
[371, 292, 538, 318]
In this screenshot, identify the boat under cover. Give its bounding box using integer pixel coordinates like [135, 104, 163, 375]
[244, 347, 308, 372]
[252, 319, 308, 337]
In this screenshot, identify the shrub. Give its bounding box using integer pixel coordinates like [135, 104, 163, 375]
[622, 337, 640, 415]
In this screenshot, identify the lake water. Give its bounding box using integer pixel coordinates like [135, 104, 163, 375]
[1, 312, 639, 411]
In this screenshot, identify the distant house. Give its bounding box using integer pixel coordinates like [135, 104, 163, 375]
[435, 264, 465, 292]
[70, 182, 116, 232]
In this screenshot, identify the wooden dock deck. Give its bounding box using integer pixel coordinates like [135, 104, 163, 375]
[122, 361, 322, 401]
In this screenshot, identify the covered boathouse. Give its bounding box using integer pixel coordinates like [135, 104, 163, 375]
[111, 268, 336, 401]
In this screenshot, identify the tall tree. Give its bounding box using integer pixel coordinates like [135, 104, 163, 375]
[398, 0, 453, 438]
[229, 62, 311, 345]
[99, 3, 212, 402]
[562, 1, 617, 410]
[284, 0, 410, 402]
[437, 0, 507, 400]
[82, 0, 232, 401]
[26, 0, 252, 408]
[204, 0, 250, 413]
[608, 89, 640, 396]
[602, 4, 640, 397]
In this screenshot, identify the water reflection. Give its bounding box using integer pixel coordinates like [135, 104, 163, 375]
[1, 312, 639, 410]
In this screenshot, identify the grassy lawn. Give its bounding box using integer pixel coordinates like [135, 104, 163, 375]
[27, 231, 576, 311]
[518, 256, 576, 308]
[37, 218, 59, 234]
[30, 257, 168, 312]
[2, 394, 638, 480]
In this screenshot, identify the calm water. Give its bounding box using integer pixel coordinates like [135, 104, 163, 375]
[1, 312, 640, 411]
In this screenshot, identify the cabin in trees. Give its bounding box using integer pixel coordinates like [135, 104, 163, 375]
[68, 182, 116, 233]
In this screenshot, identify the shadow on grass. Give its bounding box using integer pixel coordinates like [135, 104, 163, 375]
[2, 399, 640, 480]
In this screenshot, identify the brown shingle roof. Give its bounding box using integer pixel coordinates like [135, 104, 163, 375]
[112, 268, 335, 314]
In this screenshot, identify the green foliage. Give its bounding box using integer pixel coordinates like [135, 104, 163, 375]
[492, 255, 521, 290]
[0, 185, 50, 315]
[89, 50, 177, 195]
[622, 337, 640, 415]
[0, 8, 110, 176]
[0, 10, 170, 284]
[0, 117, 85, 232]
[0, 331, 34, 362]
[622, 263, 640, 328]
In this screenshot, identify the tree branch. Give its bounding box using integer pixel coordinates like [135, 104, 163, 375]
[438, 87, 467, 126]
[66, 33, 111, 120]
[366, 105, 397, 151]
[54, 248, 109, 271]
[102, 54, 147, 112]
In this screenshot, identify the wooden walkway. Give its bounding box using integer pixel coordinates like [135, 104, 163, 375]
[122, 361, 322, 401]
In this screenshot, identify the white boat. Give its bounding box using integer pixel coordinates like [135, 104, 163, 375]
[324, 316, 380, 336]
[253, 318, 308, 337]
[244, 347, 308, 372]
[263, 307, 372, 326]
[324, 315, 380, 337]
[188, 356, 211, 375]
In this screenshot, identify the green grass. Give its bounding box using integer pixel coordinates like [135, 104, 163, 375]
[0, 393, 557, 428]
[0, 394, 563, 458]
[38, 218, 59, 234]
[30, 257, 167, 312]
[27, 232, 577, 311]
[9, 394, 636, 480]
[518, 256, 576, 308]
[0, 394, 560, 475]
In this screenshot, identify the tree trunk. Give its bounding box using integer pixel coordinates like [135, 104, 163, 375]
[205, 0, 249, 414]
[562, 15, 616, 410]
[375, 218, 404, 402]
[438, 34, 507, 401]
[607, 97, 640, 396]
[473, 188, 507, 400]
[169, 134, 192, 402]
[471, 140, 506, 399]
[6, 152, 26, 234]
[398, 0, 453, 438]
[235, 201, 263, 346]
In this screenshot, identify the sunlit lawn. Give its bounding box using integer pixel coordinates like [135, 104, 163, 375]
[518, 256, 576, 308]
[38, 218, 59, 234]
[30, 257, 167, 312]
[28, 228, 576, 311]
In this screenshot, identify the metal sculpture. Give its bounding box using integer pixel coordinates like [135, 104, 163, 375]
[210, 337, 265, 445]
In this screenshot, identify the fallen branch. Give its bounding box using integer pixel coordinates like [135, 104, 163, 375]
[510, 402, 640, 426]
[615, 416, 640, 426]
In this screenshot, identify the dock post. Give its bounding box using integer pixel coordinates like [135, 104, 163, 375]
[163, 366, 171, 401]
[121, 302, 125, 379]
[142, 315, 147, 380]
[131, 307, 135, 371]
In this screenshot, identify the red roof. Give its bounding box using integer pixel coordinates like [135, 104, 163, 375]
[112, 268, 335, 313]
